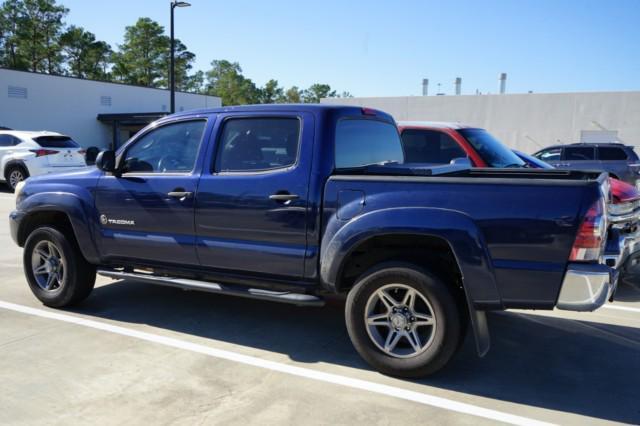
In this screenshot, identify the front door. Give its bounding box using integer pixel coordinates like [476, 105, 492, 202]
[195, 113, 314, 279]
[95, 119, 208, 266]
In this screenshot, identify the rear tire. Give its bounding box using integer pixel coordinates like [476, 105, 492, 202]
[345, 262, 463, 378]
[5, 165, 28, 191]
[23, 226, 96, 308]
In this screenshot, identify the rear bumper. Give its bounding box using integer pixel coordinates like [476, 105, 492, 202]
[603, 227, 640, 269]
[556, 263, 617, 312]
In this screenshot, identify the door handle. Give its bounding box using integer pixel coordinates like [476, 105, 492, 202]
[168, 191, 193, 199]
[269, 193, 299, 202]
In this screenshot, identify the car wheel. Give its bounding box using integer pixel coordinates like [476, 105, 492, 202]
[6, 165, 28, 191]
[345, 263, 463, 378]
[23, 226, 96, 308]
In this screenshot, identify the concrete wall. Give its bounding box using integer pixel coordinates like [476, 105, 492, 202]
[0, 68, 221, 149]
[322, 91, 640, 154]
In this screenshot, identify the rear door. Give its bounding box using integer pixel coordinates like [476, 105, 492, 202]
[195, 113, 313, 279]
[560, 146, 596, 169]
[94, 118, 209, 265]
[596, 146, 631, 181]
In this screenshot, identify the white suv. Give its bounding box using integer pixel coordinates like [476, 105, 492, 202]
[0, 131, 88, 191]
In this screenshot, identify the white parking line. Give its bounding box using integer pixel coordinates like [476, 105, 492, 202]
[603, 304, 640, 314]
[0, 300, 553, 426]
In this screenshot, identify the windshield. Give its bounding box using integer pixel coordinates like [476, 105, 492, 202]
[458, 128, 525, 168]
[34, 136, 80, 148]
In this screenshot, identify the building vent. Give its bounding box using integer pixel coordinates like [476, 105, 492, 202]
[8, 86, 27, 99]
[100, 96, 112, 107]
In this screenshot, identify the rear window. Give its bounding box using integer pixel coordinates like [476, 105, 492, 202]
[457, 128, 525, 168]
[597, 147, 628, 161]
[335, 119, 404, 168]
[34, 136, 80, 148]
[564, 146, 595, 161]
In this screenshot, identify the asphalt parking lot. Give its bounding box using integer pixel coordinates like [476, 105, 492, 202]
[0, 187, 638, 426]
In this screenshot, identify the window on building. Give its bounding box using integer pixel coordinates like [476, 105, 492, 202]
[216, 118, 300, 172]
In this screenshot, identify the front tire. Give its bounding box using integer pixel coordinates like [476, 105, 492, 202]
[23, 227, 96, 308]
[345, 263, 463, 378]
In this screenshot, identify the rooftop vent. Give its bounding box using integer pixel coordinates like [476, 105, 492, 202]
[8, 86, 27, 99]
[100, 96, 112, 107]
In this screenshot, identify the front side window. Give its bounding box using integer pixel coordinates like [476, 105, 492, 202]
[536, 148, 562, 162]
[335, 119, 404, 168]
[122, 120, 205, 173]
[597, 147, 628, 161]
[216, 117, 300, 172]
[457, 128, 524, 168]
[564, 146, 595, 161]
[402, 129, 467, 164]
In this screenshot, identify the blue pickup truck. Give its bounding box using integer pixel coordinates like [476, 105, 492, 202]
[10, 105, 617, 377]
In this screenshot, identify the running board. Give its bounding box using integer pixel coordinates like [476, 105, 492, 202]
[97, 269, 325, 307]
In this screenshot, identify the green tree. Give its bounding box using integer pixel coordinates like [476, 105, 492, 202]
[283, 86, 302, 103]
[112, 17, 168, 86]
[0, 0, 67, 72]
[60, 25, 112, 79]
[19, 0, 68, 73]
[0, 1, 25, 69]
[205, 60, 260, 105]
[257, 79, 284, 104]
[302, 83, 337, 103]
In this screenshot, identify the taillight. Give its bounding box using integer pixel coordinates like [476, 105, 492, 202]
[569, 198, 606, 261]
[78, 149, 86, 155]
[29, 149, 59, 157]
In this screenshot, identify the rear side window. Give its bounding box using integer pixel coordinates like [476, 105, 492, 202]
[597, 147, 628, 160]
[564, 147, 595, 161]
[34, 136, 80, 148]
[402, 129, 466, 164]
[335, 119, 403, 168]
[216, 117, 300, 172]
[536, 148, 561, 162]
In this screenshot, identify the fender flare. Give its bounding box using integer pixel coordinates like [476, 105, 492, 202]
[17, 189, 101, 263]
[320, 207, 499, 356]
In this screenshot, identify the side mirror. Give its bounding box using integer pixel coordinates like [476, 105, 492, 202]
[84, 146, 100, 166]
[95, 150, 116, 173]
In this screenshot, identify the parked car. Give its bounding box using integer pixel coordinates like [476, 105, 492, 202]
[533, 143, 640, 188]
[398, 122, 640, 273]
[10, 105, 618, 378]
[0, 130, 87, 191]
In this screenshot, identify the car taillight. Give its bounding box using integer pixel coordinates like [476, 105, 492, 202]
[569, 198, 606, 262]
[78, 149, 86, 155]
[30, 149, 59, 157]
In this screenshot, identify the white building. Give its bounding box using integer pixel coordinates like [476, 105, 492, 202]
[0, 68, 221, 150]
[322, 91, 640, 154]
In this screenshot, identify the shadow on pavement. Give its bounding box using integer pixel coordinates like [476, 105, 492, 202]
[71, 280, 640, 424]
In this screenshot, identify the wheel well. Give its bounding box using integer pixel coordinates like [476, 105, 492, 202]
[18, 211, 75, 247]
[337, 234, 464, 295]
[4, 161, 29, 180]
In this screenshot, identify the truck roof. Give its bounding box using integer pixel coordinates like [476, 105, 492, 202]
[171, 103, 394, 120]
[397, 121, 476, 130]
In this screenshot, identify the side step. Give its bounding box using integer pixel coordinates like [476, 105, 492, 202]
[97, 269, 325, 307]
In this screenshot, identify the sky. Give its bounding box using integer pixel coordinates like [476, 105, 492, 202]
[61, 0, 640, 97]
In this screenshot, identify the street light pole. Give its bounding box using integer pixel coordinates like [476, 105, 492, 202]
[170, 1, 191, 114]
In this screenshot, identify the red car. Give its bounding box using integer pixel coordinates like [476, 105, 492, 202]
[398, 121, 640, 272]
